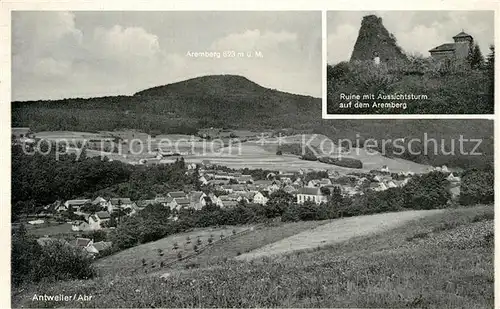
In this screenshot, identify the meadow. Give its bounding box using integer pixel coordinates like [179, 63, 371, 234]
[12, 205, 493, 308]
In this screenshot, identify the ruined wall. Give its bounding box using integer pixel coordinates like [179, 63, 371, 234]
[350, 15, 408, 63]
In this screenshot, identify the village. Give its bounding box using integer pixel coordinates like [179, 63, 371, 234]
[25, 158, 462, 258]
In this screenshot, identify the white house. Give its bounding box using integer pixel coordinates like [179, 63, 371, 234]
[253, 192, 268, 205]
[107, 198, 135, 213]
[71, 220, 91, 232]
[92, 196, 108, 208]
[447, 173, 461, 182]
[64, 199, 91, 212]
[190, 191, 207, 210]
[88, 211, 111, 230]
[296, 187, 328, 205]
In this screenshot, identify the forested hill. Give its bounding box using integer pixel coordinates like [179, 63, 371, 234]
[12, 74, 320, 134]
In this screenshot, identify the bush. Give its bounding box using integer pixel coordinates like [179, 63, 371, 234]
[12, 228, 96, 286]
[319, 156, 363, 169]
[459, 168, 494, 205]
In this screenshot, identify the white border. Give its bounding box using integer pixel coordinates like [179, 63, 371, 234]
[1, 1, 499, 309]
[323, 7, 499, 119]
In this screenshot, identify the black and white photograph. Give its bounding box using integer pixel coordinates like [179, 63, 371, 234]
[8, 8, 495, 309]
[326, 11, 495, 115]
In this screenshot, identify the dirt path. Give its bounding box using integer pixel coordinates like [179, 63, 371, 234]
[236, 209, 444, 260]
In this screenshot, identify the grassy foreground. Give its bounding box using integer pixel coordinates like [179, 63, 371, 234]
[12, 205, 493, 308]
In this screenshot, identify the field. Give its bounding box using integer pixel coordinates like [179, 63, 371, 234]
[95, 226, 251, 277]
[237, 209, 444, 260]
[12, 205, 493, 308]
[33, 130, 432, 173]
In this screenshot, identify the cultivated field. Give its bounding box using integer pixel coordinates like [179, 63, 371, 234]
[95, 226, 251, 277]
[13, 205, 493, 308]
[33, 130, 432, 173]
[236, 209, 444, 260]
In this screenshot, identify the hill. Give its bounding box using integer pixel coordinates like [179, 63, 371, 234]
[11, 75, 494, 169]
[12, 205, 493, 308]
[12, 74, 320, 134]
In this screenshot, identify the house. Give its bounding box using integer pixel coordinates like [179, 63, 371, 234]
[369, 182, 388, 192]
[283, 185, 297, 194]
[187, 163, 197, 170]
[171, 198, 191, 211]
[85, 241, 112, 256]
[297, 187, 328, 205]
[447, 173, 461, 182]
[199, 176, 208, 185]
[236, 175, 254, 184]
[92, 196, 108, 208]
[429, 31, 474, 62]
[71, 220, 91, 232]
[167, 191, 187, 199]
[229, 184, 247, 193]
[190, 191, 207, 210]
[386, 180, 398, 189]
[208, 179, 230, 186]
[89, 211, 111, 230]
[108, 198, 135, 213]
[307, 180, 321, 187]
[75, 237, 93, 249]
[253, 192, 269, 205]
[319, 178, 332, 187]
[207, 193, 224, 208]
[293, 178, 303, 187]
[279, 177, 293, 185]
[254, 180, 272, 188]
[136, 199, 157, 209]
[64, 199, 91, 212]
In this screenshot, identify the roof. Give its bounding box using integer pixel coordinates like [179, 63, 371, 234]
[283, 185, 297, 193]
[96, 211, 111, 219]
[254, 180, 272, 186]
[222, 200, 238, 207]
[109, 198, 132, 205]
[453, 31, 472, 39]
[75, 238, 92, 247]
[92, 197, 107, 205]
[174, 198, 190, 205]
[298, 187, 321, 195]
[92, 241, 112, 252]
[66, 199, 91, 206]
[429, 43, 456, 53]
[137, 199, 157, 207]
[168, 191, 186, 198]
[190, 191, 205, 202]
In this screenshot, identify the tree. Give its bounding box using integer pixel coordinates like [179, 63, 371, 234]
[265, 190, 295, 218]
[468, 43, 485, 69]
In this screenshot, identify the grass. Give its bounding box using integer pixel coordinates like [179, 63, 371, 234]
[173, 220, 330, 269]
[94, 226, 250, 277]
[12, 205, 493, 308]
[237, 209, 444, 260]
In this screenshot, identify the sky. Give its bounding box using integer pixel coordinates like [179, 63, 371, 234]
[327, 11, 495, 64]
[12, 11, 321, 101]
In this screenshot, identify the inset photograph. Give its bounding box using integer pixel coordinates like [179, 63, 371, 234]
[326, 11, 495, 115]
